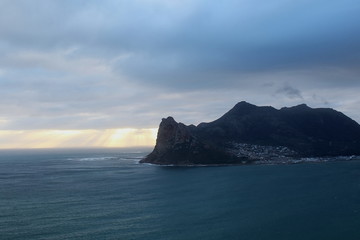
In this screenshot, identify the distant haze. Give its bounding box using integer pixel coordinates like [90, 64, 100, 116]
[0, 0, 359, 148]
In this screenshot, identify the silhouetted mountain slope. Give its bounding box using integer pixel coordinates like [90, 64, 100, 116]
[141, 102, 360, 165]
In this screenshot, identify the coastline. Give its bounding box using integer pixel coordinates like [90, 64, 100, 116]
[139, 155, 360, 167]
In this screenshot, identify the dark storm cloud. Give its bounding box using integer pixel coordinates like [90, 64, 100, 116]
[2, 0, 359, 78]
[0, 0, 360, 131]
[110, 0, 360, 88]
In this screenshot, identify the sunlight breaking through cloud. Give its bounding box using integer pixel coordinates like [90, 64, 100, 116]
[0, 128, 157, 149]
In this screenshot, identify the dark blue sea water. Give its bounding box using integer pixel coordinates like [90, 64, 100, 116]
[1, 148, 360, 240]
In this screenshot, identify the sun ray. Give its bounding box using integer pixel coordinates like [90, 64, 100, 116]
[0, 128, 157, 149]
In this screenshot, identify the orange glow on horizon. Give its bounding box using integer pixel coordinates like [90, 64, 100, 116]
[0, 128, 158, 149]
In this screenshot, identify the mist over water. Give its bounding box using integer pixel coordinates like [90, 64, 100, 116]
[1, 149, 360, 240]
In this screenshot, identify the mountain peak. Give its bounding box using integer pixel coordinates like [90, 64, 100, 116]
[161, 116, 177, 124]
[234, 101, 256, 108]
[281, 103, 310, 111]
[226, 101, 258, 115]
[292, 103, 310, 109]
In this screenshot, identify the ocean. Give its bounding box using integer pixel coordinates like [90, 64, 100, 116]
[1, 148, 360, 240]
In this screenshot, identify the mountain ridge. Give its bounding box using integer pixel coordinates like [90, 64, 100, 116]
[141, 102, 360, 165]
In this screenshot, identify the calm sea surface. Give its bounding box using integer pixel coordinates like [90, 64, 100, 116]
[1, 148, 360, 240]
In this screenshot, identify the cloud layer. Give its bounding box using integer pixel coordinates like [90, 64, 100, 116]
[1, 0, 360, 133]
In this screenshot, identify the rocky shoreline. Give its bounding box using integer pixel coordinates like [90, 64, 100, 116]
[141, 155, 360, 167]
[252, 155, 359, 165]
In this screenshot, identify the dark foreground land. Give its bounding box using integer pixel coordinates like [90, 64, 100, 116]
[141, 102, 360, 165]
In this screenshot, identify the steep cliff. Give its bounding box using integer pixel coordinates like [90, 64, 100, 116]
[142, 117, 237, 165]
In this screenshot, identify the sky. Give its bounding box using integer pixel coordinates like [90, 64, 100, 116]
[0, 0, 360, 148]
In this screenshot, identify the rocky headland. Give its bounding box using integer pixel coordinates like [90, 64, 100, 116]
[140, 102, 360, 165]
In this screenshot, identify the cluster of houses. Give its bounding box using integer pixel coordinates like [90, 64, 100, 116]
[228, 142, 358, 164]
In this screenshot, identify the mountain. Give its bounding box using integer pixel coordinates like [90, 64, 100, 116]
[140, 101, 360, 165]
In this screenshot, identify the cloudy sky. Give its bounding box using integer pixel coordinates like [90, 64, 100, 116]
[0, 0, 359, 148]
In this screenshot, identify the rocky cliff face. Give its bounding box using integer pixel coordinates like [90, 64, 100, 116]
[141, 117, 236, 165]
[141, 102, 360, 165]
[143, 116, 196, 164]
